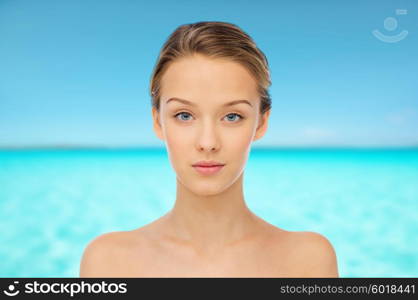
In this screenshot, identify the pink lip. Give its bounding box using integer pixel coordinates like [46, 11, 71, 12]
[193, 165, 224, 175]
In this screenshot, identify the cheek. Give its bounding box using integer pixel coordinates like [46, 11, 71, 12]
[225, 124, 255, 149]
[166, 130, 188, 151]
[164, 125, 193, 169]
[229, 134, 253, 167]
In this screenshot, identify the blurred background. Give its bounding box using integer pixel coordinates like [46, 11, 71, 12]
[0, 0, 417, 277]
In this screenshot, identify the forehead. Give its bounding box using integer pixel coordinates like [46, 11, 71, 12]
[160, 54, 259, 106]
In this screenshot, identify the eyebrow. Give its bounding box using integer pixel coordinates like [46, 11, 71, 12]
[166, 97, 253, 107]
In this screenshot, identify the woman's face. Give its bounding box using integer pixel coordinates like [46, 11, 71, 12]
[152, 53, 270, 196]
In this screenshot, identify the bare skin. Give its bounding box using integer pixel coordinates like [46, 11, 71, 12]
[80, 215, 338, 277]
[79, 53, 339, 277]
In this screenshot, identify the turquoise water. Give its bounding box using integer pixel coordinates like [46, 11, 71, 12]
[0, 148, 417, 277]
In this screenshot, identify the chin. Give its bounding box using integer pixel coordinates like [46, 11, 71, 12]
[186, 180, 230, 196]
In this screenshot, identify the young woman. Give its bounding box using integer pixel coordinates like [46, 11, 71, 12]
[80, 21, 339, 277]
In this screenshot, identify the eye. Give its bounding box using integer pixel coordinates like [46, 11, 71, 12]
[173, 112, 193, 121]
[224, 113, 244, 122]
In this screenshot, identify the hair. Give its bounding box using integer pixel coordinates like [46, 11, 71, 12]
[149, 21, 272, 115]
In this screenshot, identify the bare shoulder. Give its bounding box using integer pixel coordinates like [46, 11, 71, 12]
[79, 231, 138, 277]
[288, 231, 339, 277]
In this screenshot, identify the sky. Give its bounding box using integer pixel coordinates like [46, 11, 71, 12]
[0, 0, 417, 148]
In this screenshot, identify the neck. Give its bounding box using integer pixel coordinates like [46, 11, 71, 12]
[165, 172, 258, 255]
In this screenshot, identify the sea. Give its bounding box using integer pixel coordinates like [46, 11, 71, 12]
[0, 147, 417, 277]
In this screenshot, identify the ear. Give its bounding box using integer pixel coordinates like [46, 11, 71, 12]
[152, 107, 165, 141]
[253, 110, 270, 142]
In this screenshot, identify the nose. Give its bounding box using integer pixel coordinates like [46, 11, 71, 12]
[196, 121, 220, 152]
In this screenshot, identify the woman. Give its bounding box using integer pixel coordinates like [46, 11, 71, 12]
[80, 21, 339, 277]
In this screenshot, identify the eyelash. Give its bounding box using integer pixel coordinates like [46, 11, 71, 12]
[173, 111, 245, 123]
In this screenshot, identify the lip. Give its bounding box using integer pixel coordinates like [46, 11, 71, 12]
[192, 160, 225, 167]
[193, 165, 225, 175]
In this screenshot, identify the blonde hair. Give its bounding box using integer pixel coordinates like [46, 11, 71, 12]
[149, 21, 272, 115]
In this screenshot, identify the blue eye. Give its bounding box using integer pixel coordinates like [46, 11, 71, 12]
[174, 112, 193, 121]
[173, 112, 244, 123]
[224, 113, 244, 122]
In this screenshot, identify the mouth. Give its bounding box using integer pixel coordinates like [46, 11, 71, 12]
[192, 164, 225, 175]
